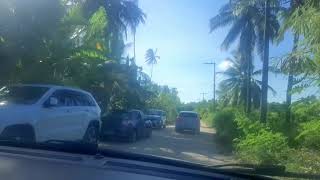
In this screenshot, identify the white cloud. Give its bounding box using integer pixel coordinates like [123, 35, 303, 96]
[218, 60, 233, 71]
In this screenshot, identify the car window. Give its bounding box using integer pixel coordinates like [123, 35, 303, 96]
[0, 86, 49, 105]
[49, 90, 66, 107]
[179, 112, 198, 118]
[86, 95, 96, 106]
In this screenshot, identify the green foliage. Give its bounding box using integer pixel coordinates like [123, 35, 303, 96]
[235, 113, 265, 136]
[147, 85, 180, 124]
[296, 120, 320, 150]
[291, 97, 320, 122]
[213, 108, 238, 143]
[236, 130, 289, 164]
[194, 101, 215, 126]
[286, 148, 320, 174]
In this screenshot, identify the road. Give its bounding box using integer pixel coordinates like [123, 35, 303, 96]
[99, 124, 234, 165]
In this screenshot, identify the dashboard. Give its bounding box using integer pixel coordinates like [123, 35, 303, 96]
[0, 146, 265, 180]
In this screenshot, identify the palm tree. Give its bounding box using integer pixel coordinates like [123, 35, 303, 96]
[218, 52, 275, 108]
[277, 0, 305, 123]
[84, 0, 146, 60]
[260, 0, 280, 123]
[210, 0, 279, 114]
[145, 49, 160, 80]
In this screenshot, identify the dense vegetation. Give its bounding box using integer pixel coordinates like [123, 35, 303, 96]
[191, 0, 320, 174]
[1, 0, 320, 175]
[0, 0, 180, 122]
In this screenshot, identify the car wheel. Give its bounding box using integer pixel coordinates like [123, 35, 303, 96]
[128, 130, 137, 143]
[83, 124, 99, 146]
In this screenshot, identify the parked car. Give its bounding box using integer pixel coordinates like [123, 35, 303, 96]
[101, 110, 152, 142]
[145, 109, 166, 129]
[0, 84, 101, 145]
[175, 111, 200, 134]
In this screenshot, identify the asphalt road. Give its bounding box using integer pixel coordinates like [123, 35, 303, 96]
[99, 124, 233, 166]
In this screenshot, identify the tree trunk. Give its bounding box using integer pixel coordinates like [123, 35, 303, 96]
[286, 73, 293, 122]
[150, 63, 154, 80]
[260, 0, 270, 123]
[286, 34, 299, 122]
[246, 58, 252, 114]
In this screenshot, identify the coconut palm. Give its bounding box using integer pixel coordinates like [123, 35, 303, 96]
[83, 0, 146, 60]
[218, 52, 276, 108]
[210, 0, 279, 120]
[145, 49, 160, 80]
[210, 0, 279, 114]
[277, 0, 309, 123]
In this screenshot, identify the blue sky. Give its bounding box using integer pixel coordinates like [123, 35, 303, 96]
[126, 0, 314, 103]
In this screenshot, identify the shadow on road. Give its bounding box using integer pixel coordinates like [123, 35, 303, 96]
[99, 125, 234, 165]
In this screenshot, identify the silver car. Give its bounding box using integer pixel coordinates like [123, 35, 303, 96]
[175, 111, 200, 134]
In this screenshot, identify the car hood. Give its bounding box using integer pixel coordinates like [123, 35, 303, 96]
[0, 101, 32, 111]
[0, 101, 35, 122]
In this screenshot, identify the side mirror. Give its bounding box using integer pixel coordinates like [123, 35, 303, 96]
[44, 97, 58, 108]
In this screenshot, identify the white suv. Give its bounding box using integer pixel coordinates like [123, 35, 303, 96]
[0, 84, 101, 145]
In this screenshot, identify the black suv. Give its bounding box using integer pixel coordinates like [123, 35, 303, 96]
[101, 110, 152, 142]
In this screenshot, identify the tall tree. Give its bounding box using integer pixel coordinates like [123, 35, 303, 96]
[83, 0, 145, 61]
[260, 0, 271, 123]
[217, 52, 275, 108]
[145, 48, 160, 80]
[210, 0, 279, 113]
[277, 0, 307, 123]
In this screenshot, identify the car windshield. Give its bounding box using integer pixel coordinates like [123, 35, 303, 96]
[147, 110, 163, 116]
[0, 86, 49, 105]
[179, 113, 197, 118]
[1, 0, 320, 178]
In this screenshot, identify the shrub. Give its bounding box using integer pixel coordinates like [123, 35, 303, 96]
[236, 130, 289, 164]
[235, 113, 265, 136]
[291, 98, 320, 122]
[295, 120, 320, 149]
[286, 148, 320, 174]
[213, 108, 238, 143]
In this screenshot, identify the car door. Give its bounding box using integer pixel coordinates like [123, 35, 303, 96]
[136, 111, 145, 138]
[37, 90, 75, 142]
[65, 91, 88, 140]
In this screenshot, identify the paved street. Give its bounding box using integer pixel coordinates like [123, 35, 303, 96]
[99, 124, 233, 165]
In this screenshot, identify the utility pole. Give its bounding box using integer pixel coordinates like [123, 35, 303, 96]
[200, 92, 207, 101]
[204, 61, 216, 111]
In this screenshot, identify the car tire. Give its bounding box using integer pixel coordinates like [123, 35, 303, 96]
[83, 124, 99, 146]
[128, 130, 137, 143]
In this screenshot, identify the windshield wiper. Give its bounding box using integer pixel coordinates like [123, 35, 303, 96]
[210, 163, 320, 179]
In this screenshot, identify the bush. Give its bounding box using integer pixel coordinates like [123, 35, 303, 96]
[295, 120, 320, 149]
[236, 130, 290, 164]
[213, 108, 238, 143]
[291, 98, 320, 122]
[286, 148, 320, 174]
[235, 113, 265, 136]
